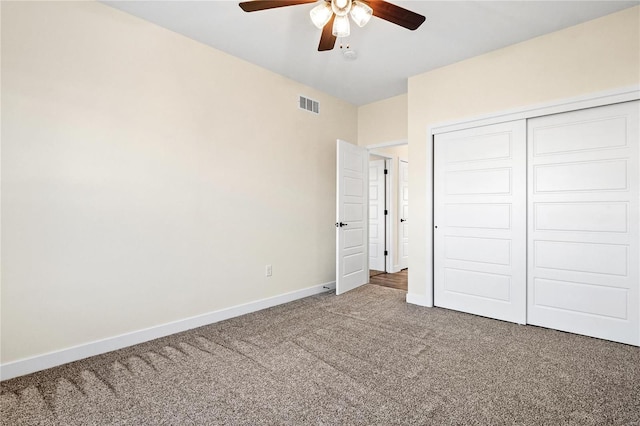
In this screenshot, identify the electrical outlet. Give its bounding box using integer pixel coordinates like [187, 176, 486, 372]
[265, 264, 272, 277]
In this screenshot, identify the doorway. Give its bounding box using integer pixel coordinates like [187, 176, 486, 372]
[368, 144, 408, 291]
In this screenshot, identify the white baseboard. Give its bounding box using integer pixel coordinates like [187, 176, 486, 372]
[0, 281, 336, 381]
[406, 292, 433, 307]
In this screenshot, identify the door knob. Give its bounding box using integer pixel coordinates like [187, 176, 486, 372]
[400, 218, 407, 222]
[335, 222, 348, 227]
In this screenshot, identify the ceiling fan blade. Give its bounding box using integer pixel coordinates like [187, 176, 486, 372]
[366, 0, 425, 30]
[239, 0, 317, 12]
[318, 14, 337, 51]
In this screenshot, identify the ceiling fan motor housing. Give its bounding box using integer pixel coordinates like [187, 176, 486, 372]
[332, 0, 352, 16]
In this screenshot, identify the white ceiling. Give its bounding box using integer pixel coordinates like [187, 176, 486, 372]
[102, 0, 638, 105]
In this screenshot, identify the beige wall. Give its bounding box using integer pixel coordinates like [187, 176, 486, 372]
[1, 1, 357, 363]
[358, 94, 407, 146]
[407, 7, 640, 298]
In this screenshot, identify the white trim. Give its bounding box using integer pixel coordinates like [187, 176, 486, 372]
[0, 281, 336, 381]
[406, 292, 432, 307]
[366, 139, 408, 150]
[425, 85, 640, 311]
[398, 158, 409, 271]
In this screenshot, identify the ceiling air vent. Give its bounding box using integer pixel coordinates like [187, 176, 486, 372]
[299, 95, 319, 114]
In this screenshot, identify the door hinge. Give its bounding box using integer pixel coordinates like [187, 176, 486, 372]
[384, 169, 388, 175]
[384, 209, 388, 215]
[384, 250, 388, 256]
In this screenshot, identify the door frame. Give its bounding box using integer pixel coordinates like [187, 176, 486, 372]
[397, 156, 409, 271]
[411, 85, 640, 321]
[367, 140, 408, 274]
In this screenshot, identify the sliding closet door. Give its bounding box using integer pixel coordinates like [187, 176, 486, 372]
[434, 120, 527, 324]
[527, 101, 639, 345]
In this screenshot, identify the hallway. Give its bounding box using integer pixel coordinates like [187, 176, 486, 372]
[369, 269, 407, 291]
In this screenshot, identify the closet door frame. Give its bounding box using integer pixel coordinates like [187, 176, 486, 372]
[415, 85, 640, 342]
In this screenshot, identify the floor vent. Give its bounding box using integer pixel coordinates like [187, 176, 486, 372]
[299, 95, 319, 114]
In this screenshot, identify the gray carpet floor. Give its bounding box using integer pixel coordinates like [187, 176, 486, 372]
[2, 284, 639, 425]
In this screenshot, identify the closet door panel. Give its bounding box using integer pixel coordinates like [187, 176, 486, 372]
[527, 101, 639, 345]
[434, 120, 527, 324]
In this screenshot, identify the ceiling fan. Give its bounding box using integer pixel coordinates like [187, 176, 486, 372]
[239, 0, 426, 51]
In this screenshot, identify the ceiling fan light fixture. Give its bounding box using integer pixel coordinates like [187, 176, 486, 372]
[331, 0, 352, 17]
[350, 1, 372, 27]
[332, 14, 350, 37]
[310, 2, 333, 29]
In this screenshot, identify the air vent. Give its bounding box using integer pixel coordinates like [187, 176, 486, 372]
[299, 95, 319, 114]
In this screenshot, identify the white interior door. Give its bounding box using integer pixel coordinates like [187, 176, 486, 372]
[369, 159, 385, 271]
[398, 159, 409, 270]
[336, 139, 369, 295]
[527, 101, 639, 345]
[434, 120, 527, 324]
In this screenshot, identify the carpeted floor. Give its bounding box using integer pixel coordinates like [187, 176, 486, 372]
[2, 284, 639, 425]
